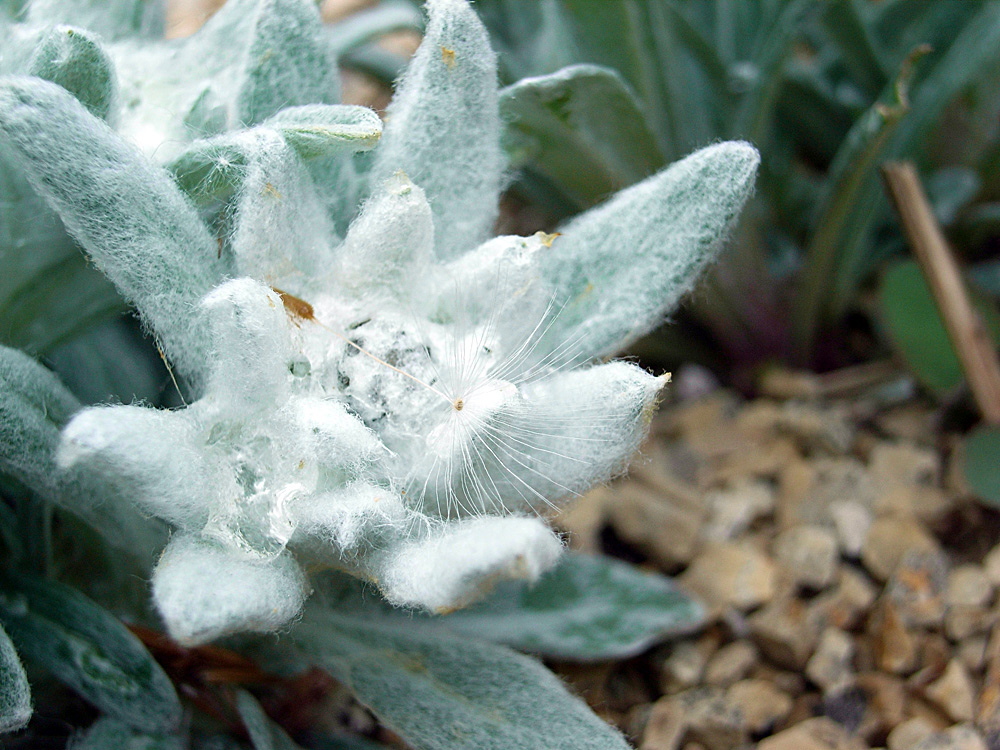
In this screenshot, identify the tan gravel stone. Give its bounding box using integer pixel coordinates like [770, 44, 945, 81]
[661, 635, 718, 692]
[773, 525, 839, 590]
[958, 635, 987, 673]
[679, 542, 776, 612]
[945, 604, 997, 641]
[925, 659, 975, 722]
[757, 717, 867, 750]
[811, 566, 878, 630]
[875, 485, 952, 523]
[870, 442, 940, 489]
[641, 698, 684, 750]
[829, 499, 873, 558]
[677, 688, 748, 750]
[725, 678, 792, 734]
[885, 550, 948, 628]
[946, 564, 993, 608]
[862, 515, 940, 581]
[887, 717, 937, 750]
[700, 481, 774, 543]
[608, 482, 706, 569]
[703, 641, 757, 687]
[871, 602, 918, 675]
[806, 628, 855, 693]
[912, 723, 988, 750]
[778, 457, 877, 530]
[749, 597, 821, 670]
[984, 544, 1000, 587]
[856, 671, 907, 737]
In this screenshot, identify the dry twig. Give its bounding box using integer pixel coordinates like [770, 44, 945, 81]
[882, 161, 1000, 424]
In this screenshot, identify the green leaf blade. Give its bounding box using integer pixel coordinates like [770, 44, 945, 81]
[295, 611, 631, 750]
[0, 571, 181, 732]
[878, 260, 1000, 395]
[442, 553, 704, 661]
[500, 64, 663, 209]
[965, 424, 1000, 508]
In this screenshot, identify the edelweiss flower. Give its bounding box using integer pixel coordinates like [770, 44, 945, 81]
[0, 0, 757, 644]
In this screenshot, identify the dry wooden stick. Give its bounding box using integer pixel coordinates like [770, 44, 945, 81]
[882, 161, 1000, 423]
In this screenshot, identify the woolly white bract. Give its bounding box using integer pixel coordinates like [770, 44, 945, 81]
[0, 0, 758, 644]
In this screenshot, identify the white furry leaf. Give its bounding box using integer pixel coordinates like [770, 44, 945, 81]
[0, 77, 225, 382]
[0, 623, 30, 734]
[372, 0, 504, 259]
[543, 140, 760, 358]
[226, 130, 338, 283]
[58, 403, 213, 529]
[334, 172, 434, 300]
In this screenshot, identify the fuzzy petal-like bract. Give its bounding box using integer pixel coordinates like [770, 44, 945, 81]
[58, 405, 212, 528]
[152, 534, 310, 645]
[375, 516, 562, 613]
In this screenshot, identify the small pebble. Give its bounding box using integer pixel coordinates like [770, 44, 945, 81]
[913, 723, 988, 750]
[946, 564, 993, 608]
[807, 628, 855, 693]
[726, 679, 792, 734]
[925, 659, 975, 723]
[862, 516, 940, 581]
[887, 717, 936, 750]
[703, 641, 757, 687]
[773, 525, 839, 590]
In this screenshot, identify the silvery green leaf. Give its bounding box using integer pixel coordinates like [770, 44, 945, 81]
[500, 64, 663, 208]
[235, 690, 303, 750]
[0, 344, 80, 502]
[0, 345, 167, 552]
[372, 0, 504, 259]
[28, 25, 117, 122]
[0, 623, 30, 734]
[0, 150, 123, 356]
[265, 105, 382, 160]
[44, 316, 173, 407]
[442, 553, 704, 660]
[295, 609, 631, 750]
[235, 0, 340, 126]
[0, 570, 181, 732]
[0, 76, 225, 383]
[170, 106, 380, 204]
[543, 140, 759, 358]
[69, 717, 186, 750]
